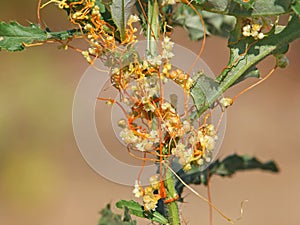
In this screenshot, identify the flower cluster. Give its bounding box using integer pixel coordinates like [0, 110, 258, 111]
[132, 175, 161, 211]
[161, 36, 174, 59]
[148, 36, 175, 67]
[242, 17, 273, 40]
[119, 127, 159, 152]
[46, 0, 139, 63]
[112, 36, 219, 170]
[165, 69, 194, 91]
[107, 36, 220, 209]
[172, 123, 218, 171]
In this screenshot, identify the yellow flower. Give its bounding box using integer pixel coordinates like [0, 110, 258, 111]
[149, 174, 160, 190]
[127, 14, 140, 25]
[220, 97, 233, 108]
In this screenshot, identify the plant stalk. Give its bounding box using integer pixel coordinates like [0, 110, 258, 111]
[194, 15, 300, 117]
[146, 0, 181, 224]
[164, 166, 181, 225]
[147, 0, 159, 57]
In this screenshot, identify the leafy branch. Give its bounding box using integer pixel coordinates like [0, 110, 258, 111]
[191, 14, 300, 117]
[110, 0, 136, 41]
[98, 204, 137, 225]
[175, 153, 279, 200]
[0, 21, 81, 51]
[1, 1, 298, 225]
[97, 153, 278, 223]
[116, 200, 168, 224]
[194, 0, 293, 16]
[172, 4, 236, 40]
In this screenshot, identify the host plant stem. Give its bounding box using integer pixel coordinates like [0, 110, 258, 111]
[147, 0, 180, 224]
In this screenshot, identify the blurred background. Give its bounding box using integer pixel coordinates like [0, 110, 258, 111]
[0, 1, 300, 225]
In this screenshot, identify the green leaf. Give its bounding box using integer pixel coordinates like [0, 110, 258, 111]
[230, 66, 260, 87]
[116, 200, 145, 218]
[218, 15, 300, 85]
[175, 154, 279, 199]
[95, 0, 107, 13]
[194, 15, 300, 118]
[104, 44, 139, 68]
[292, 0, 300, 16]
[0, 21, 47, 51]
[190, 72, 220, 112]
[151, 210, 169, 225]
[172, 4, 235, 40]
[46, 29, 80, 40]
[172, 4, 207, 40]
[110, 0, 136, 41]
[214, 154, 279, 176]
[116, 200, 169, 224]
[202, 11, 236, 38]
[123, 207, 134, 223]
[194, 0, 293, 16]
[98, 204, 137, 225]
[232, 0, 256, 9]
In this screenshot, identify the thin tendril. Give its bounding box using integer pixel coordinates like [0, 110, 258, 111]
[183, 0, 207, 74]
[165, 162, 236, 225]
[207, 168, 213, 225]
[233, 65, 277, 102]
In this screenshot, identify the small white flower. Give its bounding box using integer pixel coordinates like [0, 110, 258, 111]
[92, 6, 100, 16]
[148, 130, 159, 143]
[148, 55, 162, 66]
[84, 23, 93, 30]
[143, 102, 156, 112]
[162, 50, 174, 59]
[220, 97, 233, 108]
[182, 120, 191, 132]
[257, 32, 265, 40]
[242, 19, 266, 40]
[197, 158, 204, 166]
[185, 78, 194, 90]
[163, 0, 177, 4]
[142, 60, 149, 70]
[177, 143, 185, 152]
[161, 102, 171, 111]
[162, 36, 173, 50]
[243, 24, 251, 31]
[149, 174, 160, 190]
[81, 50, 91, 63]
[88, 47, 96, 55]
[133, 180, 143, 198]
[251, 30, 259, 37]
[127, 14, 140, 25]
[117, 119, 126, 128]
[135, 142, 145, 151]
[205, 157, 211, 163]
[242, 24, 251, 37]
[72, 12, 82, 19]
[120, 128, 140, 144]
[183, 163, 192, 171]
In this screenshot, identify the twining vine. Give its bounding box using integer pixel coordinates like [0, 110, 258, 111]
[1, 0, 300, 224]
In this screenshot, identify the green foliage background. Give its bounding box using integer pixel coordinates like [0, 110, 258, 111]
[0, 1, 300, 225]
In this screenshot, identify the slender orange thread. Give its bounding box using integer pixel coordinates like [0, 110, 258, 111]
[182, 0, 207, 74]
[233, 65, 277, 102]
[37, 0, 43, 27]
[207, 168, 213, 225]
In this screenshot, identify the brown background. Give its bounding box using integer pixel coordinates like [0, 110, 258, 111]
[0, 1, 300, 225]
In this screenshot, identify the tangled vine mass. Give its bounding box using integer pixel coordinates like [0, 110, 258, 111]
[1, 0, 299, 224]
